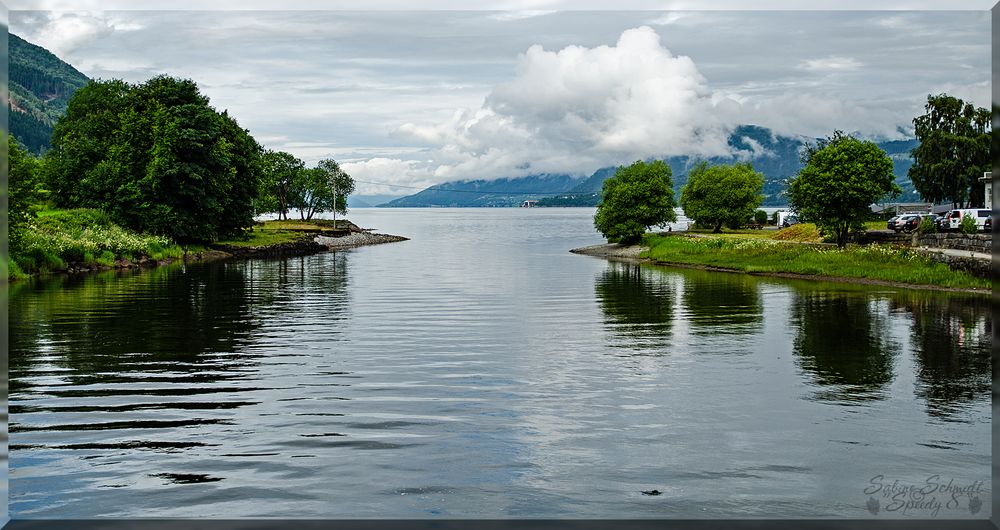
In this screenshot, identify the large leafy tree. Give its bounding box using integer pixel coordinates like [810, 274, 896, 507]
[43, 76, 263, 242]
[909, 94, 990, 208]
[594, 159, 677, 244]
[680, 161, 764, 233]
[8, 136, 40, 254]
[788, 131, 898, 247]
[290, 159, 355, 220]
[258, 150, 305, 219]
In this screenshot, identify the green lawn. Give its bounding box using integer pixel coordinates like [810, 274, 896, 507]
[214, 228, 306, 247]
[212, 219, 345, 247]
[642, 234, 988, 290]
[682, 223, 824, 243]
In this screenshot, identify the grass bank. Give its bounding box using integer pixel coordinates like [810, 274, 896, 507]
[212, 219, 349, 248]
[642, 234, 989, 291]
[8, 213, 365, 281]
[11, 209, 186, 277]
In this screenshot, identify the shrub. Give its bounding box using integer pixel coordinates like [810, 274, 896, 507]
[959, 215, 978, 234]
[754, 210, 768, 225]
[917, 216, 936, 234]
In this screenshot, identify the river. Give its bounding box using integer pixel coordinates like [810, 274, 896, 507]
[8, 207, 991, 518]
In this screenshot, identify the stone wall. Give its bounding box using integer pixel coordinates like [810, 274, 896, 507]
[914, 233, 991, 254]
[855, 231, 911, 245]
[917, 250, 992, 279]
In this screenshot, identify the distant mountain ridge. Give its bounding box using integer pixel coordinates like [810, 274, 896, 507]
[381, 174, 583, 207]
[8, 33, 91, 153]
[380, 125, 921, 207]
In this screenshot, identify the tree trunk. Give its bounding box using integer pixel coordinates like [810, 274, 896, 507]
[713, 221, 723, 233]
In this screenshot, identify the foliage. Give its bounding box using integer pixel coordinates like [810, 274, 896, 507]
[44, 76, 263, 242]
[959, 215, 978, 234]
[594, 160, 677, 244]
[680, 161, 764, 232]
[8, 136, 41, 254]
[642, 235, 987, 290]
[257, 150, 305, 219]
[754, 210, 768, 225]
[290, 158, 356, 220]
[11, 208, 184, 275]
[788, 131, 899, 247]
[909, 94, 990, 208]
[917, 217, 937, 234]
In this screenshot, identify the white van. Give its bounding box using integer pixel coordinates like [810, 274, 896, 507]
[947, 209, 991, 231]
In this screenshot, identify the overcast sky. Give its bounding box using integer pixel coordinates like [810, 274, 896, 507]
[9, 10, 991, 194]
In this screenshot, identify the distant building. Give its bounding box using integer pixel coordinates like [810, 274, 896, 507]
[521, 200, 538, 208]
[980, 172, 992, 207]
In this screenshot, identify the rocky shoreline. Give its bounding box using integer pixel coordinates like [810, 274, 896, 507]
[569, 243, 648, 260]
[315, 231, 409, 249]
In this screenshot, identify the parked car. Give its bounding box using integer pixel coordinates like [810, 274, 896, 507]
[894, 214, 922, 232]
[781, 214, 799, 228]
[886, 216, 899, 230]
[936, 212, 952, 231]
[947, 209, 992, 231]
[985, 216, 993, 232]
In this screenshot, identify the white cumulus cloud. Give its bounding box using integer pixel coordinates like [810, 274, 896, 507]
[394, 26, 733, 181]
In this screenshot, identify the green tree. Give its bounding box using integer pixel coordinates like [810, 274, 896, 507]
[754, 209, 768, 225]
[43, 76, 263, 242]
[290, 159, 355, 220]
[44, 79, 131, 206]
[679, 161, 764, 233]
[788, 131, 899, 247]
[8, 136, 39, 254]
[593, 160, 677, 244]
[909, 94, 990, 208]
[257, 150, 304, 219]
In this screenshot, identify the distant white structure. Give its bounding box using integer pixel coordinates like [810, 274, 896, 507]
[980, 171, 992, 207]
[521, 200, 538, 208]
[776, 211, 794, 227]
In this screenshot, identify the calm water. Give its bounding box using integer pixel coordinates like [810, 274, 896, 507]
[8, 208, 992, 518]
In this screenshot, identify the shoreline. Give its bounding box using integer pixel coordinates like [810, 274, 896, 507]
[11, 230, 408, 281]
[569, 242, 990, 295]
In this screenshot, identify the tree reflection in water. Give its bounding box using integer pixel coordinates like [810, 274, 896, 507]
[679, 268, 762, 335]
[594, 261, 674, 352]
[791, 292, 899, 403]
[891, 293, 991, 419]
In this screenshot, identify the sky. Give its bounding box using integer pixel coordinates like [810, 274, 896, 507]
[8, 9, 992, 195]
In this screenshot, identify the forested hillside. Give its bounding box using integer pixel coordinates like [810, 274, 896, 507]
[9, 33, 90, 153]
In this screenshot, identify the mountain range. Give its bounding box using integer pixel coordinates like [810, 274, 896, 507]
[381, 126, 920, 208]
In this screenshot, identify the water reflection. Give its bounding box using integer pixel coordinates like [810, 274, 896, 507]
[679, 269, 763, 334]
[892, 294, 992, 419]
[791, 292, 899, 403]
[9, 263, 264, 437]
[594, 262, 674, 350]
